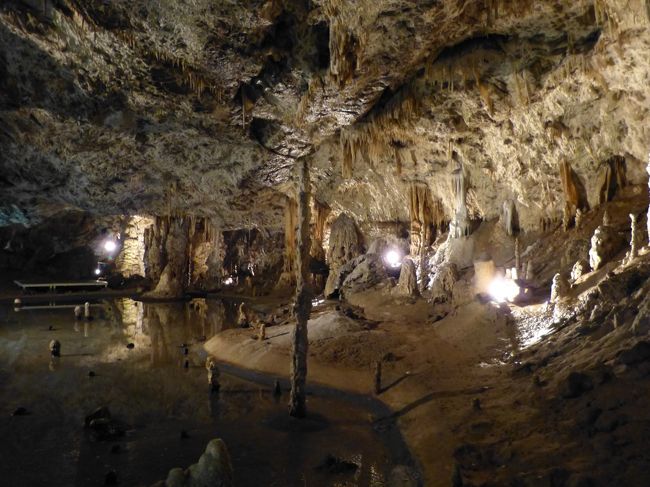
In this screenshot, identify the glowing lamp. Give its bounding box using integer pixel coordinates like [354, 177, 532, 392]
[94, 268, 101, 276]
[384, 249, 401, 268]
[104, 240, 117, 253]
[488, 276, 520, 303]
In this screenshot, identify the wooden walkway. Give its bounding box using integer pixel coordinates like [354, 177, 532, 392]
[14, 280, 108, 293]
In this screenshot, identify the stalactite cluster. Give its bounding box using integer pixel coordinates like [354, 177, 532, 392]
[598, 155, 627, 204]
[408, 182, 445, 257]
[143, 214, 223, 296]
[338, 88, 420, 178]
[310, 200, 331, 262]
[323, 2, 365, 87]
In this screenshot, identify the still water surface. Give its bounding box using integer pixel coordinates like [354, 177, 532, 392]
[0, 298, 413, 486]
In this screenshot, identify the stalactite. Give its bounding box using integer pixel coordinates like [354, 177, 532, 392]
[408, 183, 429, 257]
[559, 160, 579, 224]
[311, 200, 331, 257]
[450, 164, 471, 238]
[289, 159, 312, 418]
[503, 199, 517, 236]
[395, 148, 402, 176]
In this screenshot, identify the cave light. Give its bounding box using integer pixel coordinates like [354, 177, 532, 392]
[384, 249, 402, 268]
[488, 276, 520, 303]
[104, 240, 117, 253]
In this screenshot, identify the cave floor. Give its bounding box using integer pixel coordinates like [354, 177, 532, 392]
[207, 212, 650, 487]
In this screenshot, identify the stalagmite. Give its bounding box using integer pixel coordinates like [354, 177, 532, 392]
[514, 237, 521, 273]
[627, 213, 639, 263]
[571, 260, 589, 282]
[550, 273, 569, 303]
[603, 209, 611, 226]
[396, 258, 419, 296]
[589, 221, 625, 271]
[575, 208, 584, 229]
[289, 159, 312, 418]
[525, 260, 534, 281]
[258, 323, 266, 341]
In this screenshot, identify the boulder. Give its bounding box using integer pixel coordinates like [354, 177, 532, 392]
[427, 263, 459, 304]
[341, 253, 387, 295]
[163, 439, 233, 487]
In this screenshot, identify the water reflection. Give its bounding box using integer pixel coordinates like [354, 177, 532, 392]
[0, 297, 408, 487]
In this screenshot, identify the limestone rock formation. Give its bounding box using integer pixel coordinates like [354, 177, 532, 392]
[550, 273, 570, 303]
[427, 263, 459, 304]
[341, 253, 387, 296]
[571, 260, 589, 282]
[324, 214, 363, 298]
[396, 258, 419, 297]
[626, 213, 640, 264]
[588, 225, 626, 271]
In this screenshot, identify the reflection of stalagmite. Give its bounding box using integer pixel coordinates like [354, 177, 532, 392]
[206, 357, 220, 392]
[290, 159, 312, 418]
[49, 339, 61, 357]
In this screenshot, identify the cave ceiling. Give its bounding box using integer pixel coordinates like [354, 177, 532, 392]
[1, 0, 649, 230]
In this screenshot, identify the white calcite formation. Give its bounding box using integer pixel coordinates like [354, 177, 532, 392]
[503, 200, 517, 237]
[589, 224, 626, 272]
[627, 213, 640, 264]
[550, 273, 569, 304]
[449, 165, 470, 239]
[571, 260, 589, 282]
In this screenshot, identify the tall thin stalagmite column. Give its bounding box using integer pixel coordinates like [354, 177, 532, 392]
[289, 158, 312, 418]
